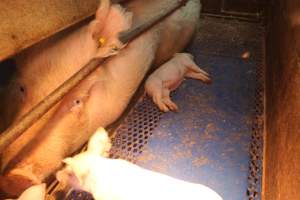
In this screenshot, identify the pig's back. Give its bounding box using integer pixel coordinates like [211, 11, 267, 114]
[124, 0, 200, 67]
[154, 0, 201, 66]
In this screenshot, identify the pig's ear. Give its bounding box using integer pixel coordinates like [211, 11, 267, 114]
[123, 7, 133, 30]
[96, 0, 111, 20]
[87, 127, 112, 157]
[108, 4, 133, 33]
[89, 0, 111, 40]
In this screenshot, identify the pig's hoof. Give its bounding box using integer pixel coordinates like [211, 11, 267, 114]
[163, 98, 179, 112]
[0, 174, 36, 198]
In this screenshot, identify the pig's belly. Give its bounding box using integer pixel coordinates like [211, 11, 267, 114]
[0, 0, 201, 196]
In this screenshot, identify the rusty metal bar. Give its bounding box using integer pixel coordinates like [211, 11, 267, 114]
[0, 0, 187, 153]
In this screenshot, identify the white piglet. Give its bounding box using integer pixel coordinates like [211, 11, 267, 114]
[56, 128, 223, 200]
[145, 53, 211, 112]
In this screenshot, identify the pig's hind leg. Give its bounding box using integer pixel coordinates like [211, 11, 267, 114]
[185, 70, 211, 84]
[183, 55, 212, 84]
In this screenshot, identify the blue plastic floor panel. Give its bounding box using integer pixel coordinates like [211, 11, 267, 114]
[134, 17, 263, 200]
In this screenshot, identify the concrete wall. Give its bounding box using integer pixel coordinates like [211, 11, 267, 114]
[264, 0, 300, 199]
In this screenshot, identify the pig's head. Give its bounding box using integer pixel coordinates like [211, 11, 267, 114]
[56, 127, 111, 190]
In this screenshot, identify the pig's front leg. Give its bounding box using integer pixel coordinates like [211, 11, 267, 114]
[183, 54, 212, 84]
[145, 78, 169, 112]
[146, 82, 178, 112]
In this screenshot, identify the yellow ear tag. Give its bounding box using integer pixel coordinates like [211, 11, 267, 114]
[98, 37, 106, 47]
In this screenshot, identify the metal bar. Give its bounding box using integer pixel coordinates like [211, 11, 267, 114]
[0, 0, 187, 153]
[201, 13, 261, 23]
[119, 0, 188, 44]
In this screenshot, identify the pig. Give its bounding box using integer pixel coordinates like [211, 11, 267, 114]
[145, 53, 211, 112]
[56, 127, 223, 200]
[0, 0, 202, 197]
[0, 0, 132, 196]
[5, 184, 46, 200]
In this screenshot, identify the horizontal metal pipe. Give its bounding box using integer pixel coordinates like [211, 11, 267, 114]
[119, 0, 188, 44]
[0, 0, 187, 153]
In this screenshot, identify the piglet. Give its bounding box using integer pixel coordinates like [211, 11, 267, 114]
[56, 127, 223, 200]
[145, 53, 211, 112]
